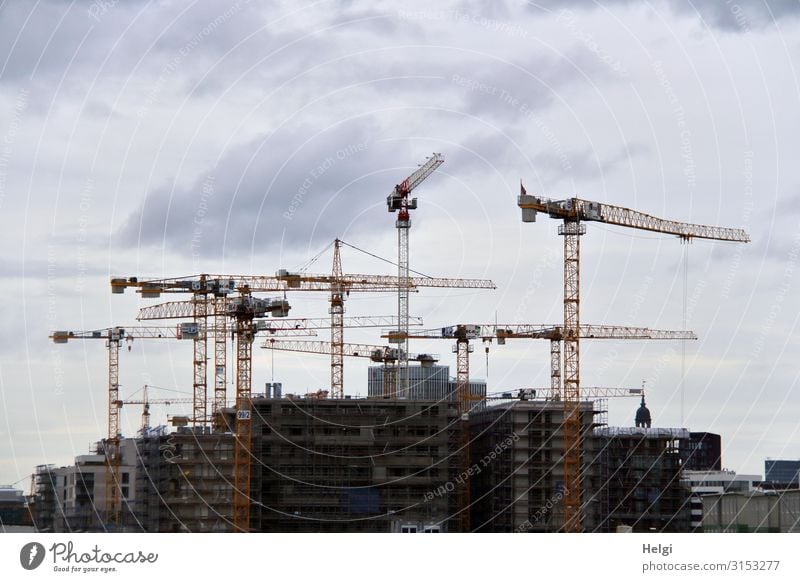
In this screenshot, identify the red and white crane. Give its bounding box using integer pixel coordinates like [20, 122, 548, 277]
[386, 153, 445, 398]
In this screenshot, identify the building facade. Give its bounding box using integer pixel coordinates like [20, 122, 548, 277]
[133, 426, 234, 532]
[702, 490, 800, 533]
[0, 486, 31, 530]
[29, 439, 140, 532]
[367, 364, 486, 405]
[764, 460, 800, 486]
[595, 427, 691, 533]
[681, 470, 759, 531]
[248, 397, 464, 532]
[469, 399, 606, 532]
[684, 432, 722, 471]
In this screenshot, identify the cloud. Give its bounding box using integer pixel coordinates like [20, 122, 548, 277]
[526, 0, 800, 32]
[117, 119, 420, 258]
[668, 0, 800, 31]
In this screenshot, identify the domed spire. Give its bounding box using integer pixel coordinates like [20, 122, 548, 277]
[635, 393, 651, 428]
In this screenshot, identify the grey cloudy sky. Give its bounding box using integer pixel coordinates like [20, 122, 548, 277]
[1, 0, 799, 487]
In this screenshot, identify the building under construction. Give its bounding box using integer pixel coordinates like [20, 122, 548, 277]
[469, 399, 607, 532]
[248, 396, 464, 532]
[36, 157, 749, 533]
[29, 392, 695, 533]
[133, 426, 234, 532]
[595, 427, 691, 532]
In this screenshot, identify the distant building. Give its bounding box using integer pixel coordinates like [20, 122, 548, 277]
[367, 364, 486, 404]
[764, 460, 800, 486]
[29, 440, 139, 532]
[634, 395, 651, 428]
[684, 433, 722, 471]
[596, 427, 691, 532]
[0, 485, 31, 530]
[702, 490, 800, 533]
[681, 470, 759, 531]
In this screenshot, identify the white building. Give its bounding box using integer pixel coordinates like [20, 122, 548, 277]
[681, 470, 759, 531]
[702, 489, 800, 533]
[35, 439, 139, 532]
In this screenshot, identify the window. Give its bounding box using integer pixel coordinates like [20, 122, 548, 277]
[400, 525, 417, 533]
[121, 472, 129, 484]
[423, 526, 440, 533]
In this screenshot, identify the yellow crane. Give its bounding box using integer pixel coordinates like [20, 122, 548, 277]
[111, 276, 292, 430]
[51, 326, 187, 529]
[122, 385, 193, 433]
[275, 238, 493, 398]
[382, 323, 694, 532]
[118, 250, 493, 404]
[49, 323, 310, 530]
[518, 189, 750, 532]
[137, 298, 425, 403]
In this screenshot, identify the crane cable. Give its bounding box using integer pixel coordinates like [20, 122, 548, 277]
[681, 243, 689, 427]
[339, 239, 435, 279]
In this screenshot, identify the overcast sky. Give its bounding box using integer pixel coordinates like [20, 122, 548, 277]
[1, 0, 799, 488]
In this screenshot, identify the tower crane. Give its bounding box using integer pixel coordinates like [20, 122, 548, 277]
[518, 189, 750, 532]
[138, 307, 421, 332]
[50, 322, 310, 530]
[111, 275, 292, 428]
[123, 259, 492, 401]
[51, 326, 187, 529]
[381, 322, 693, 532]
[121, 385, 193, 433]
[384, 324, 696, 409]
[137, 302, 421, 401]
[491, 324, 697, 397]
[386, 153, 446, 399]
[276, 237, 492, 398]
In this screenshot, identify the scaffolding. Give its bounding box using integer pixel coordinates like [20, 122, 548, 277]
[133, 428, 235, 532]
[594, 426, 690, 532]
[468, 399, 606, 532]
[249, 397, 463, 532]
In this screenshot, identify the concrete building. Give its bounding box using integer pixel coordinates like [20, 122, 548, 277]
[133, 426, 234, 532]
[367, 364, 486, 404]
[468, 399, 606, 532]
[764, 459, 800, 486]
[702, 490, 800, 532]
[684, 432, 722, 471]
[595, 427, 691, 532]
[248, 396, 464, 532]
[681, 470, 759, 531]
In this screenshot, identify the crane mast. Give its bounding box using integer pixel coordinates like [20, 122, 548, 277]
[232, 290, 255, 532]
[193, 293, 208, 431]
[106, 332, 121, 529]
[213, 297, 227, 430]
[50, 326, 187, 528]
[386, 153, 445, 397]
[560, 218, 584, 532]
[519, 187, 750, 532]
[330, 240, 345, 399]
